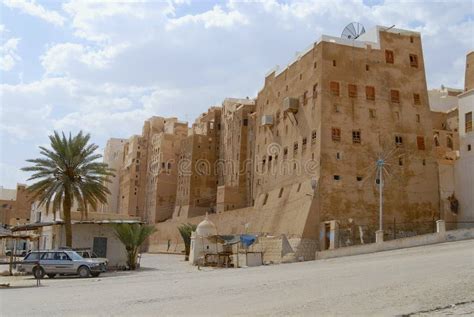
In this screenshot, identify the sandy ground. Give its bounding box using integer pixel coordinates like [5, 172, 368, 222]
[1, 239, 473, 316]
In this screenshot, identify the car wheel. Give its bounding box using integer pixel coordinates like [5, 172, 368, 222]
[91, 272, 100, 277]
[47, 274, 56, 278]
[33, 267, 45, 279]
[78, 266, 91, 278]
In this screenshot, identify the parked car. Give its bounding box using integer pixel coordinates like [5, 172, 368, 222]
[18, 250, 107, 278]
[5, 249, 28, 257]
[74, 248, 108, 266]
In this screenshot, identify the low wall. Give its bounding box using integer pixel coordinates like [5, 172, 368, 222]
[315, 226, 474, 260]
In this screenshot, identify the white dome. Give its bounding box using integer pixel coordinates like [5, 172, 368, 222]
[196, 215, 217, 237]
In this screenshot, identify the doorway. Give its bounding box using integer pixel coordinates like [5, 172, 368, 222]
[93, 237, 108, 258]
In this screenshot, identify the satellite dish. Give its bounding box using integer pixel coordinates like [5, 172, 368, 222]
[341, 22, 366, 40]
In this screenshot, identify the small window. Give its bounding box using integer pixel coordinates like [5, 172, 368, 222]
[385, 50, 394, 64]
[263, 193, 269, 205]
[352, 130, 361, 144]
[422, 159, 426, 166]
[336, 152, 341, 160]
[409, 54, 418, 68]
[366, 64, 369, 71]
[303, 91, 308, 105]
[395, 135, 403, 146]
[283, 147, 288, 158]
[333, 60, 336, 67]
[332, 128, 341, 142]
[413, 93, 421, 105]
[293, 142, 299, 154]
[333, 104, 341, 113]
[447, 136, 453, 150]
[416, 114, 420, 123]
[243, 119, 248, 126]
[302, 137, 307, 150]
[366, 86, 375, 100]
[330, 81, 340, 96]
[356, 176, 363, 182]
[391, 90, 400, 103]
[312, 83, 318, 99]
[468, 144, 472, 151]
[410, 36, 414, 43]
[466, 112, 472, 132]
[297, 183, 302, 192]
[398, 157, 403, 166]
[311, 130, 317, 144]
[313, 61, 317, 69]
[417, 136, 425, 150]
[394, 111, 400, 120]
[348, 84, 357, 98]
[369, 109, 376, 118]
[278, 188, 284, 198]
[333, 175, 341, 181]
[299, 73, 303, 80]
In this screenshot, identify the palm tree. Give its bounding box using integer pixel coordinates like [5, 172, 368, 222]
[114, 223, 156, 270]
[178, 223, 197, 261]
[22, 131, 114, 247]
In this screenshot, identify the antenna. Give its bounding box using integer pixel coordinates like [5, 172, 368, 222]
[341, 22, 366, 40]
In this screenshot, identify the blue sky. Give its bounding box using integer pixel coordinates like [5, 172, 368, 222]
[0, 0, 473, 188]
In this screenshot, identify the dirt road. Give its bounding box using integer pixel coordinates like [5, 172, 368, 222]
[1, 239, 473, 316]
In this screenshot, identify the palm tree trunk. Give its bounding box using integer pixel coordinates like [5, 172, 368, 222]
[63, 190, 73, 247]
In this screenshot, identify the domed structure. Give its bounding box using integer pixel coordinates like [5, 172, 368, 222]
[196, 214, 217, 237]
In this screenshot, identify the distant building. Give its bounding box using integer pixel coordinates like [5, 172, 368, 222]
[100, 138, 127, 213]
[0, 184, 33, 226]
[173, 107, 222, 220]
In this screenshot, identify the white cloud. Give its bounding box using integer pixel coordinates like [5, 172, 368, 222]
[2, 0, 66, 26]
[0, 37, 21, 71]
[167, 5, 249, 30]
[40, 42, 129, 75]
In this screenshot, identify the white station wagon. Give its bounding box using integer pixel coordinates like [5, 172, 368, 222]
[19, 250, 107, 278]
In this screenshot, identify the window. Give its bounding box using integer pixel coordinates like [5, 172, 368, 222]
[336, 152, 341, 160]
[333, 104, 341, 113]
[283, 147, 288, 158]
[417, 136, 425, 150]
[399, 157, 403, 166]
[348, 84, 357, 98]
[333, 60, 336, 66]
[422, 159, 426, 166]
[243, 119, 248, 126]
[352, 130, 361, 144]
[302, 137, 307, 151]
[409, 54, 418, 68]
[278, 188, 284, 198]
[330, 81, 340, 96]
[394, 111, 400, 120]
[468, 144, 472, 151]
[313, 83, 318, 99]
[356, 176, 363, 182]
[395, 135, 403, 146]
[391, 90, 400, 103]
[369, 109, 376, 118]
[413, 93, 421, 105]
[314, 61, 317, 69]
[263, 193, 269, 205]
[447, 136, 453, 150]
[366, 86, 375, 100]
[311, 130, 317, 144]
[366, 64, 370, 71]
[466, 112, 473, 132]
[333, 175, 341, 181]
[299, 73, 303, 80]
[293, 142, 299, 154]
[416, 114, 421, 123]
[303, 91, 308, 105]
[385, 50, 394, 63]
[332, 128, 341, 142]
[410, 36, 414, 43]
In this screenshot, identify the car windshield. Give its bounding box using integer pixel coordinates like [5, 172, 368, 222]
[67, 251, 84, 260]
[25, 252, 40, 260]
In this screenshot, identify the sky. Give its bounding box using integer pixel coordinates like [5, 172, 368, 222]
[0, 0, 473, 188]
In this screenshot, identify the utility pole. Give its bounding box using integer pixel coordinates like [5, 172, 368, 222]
[378, 158, 383, 231]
